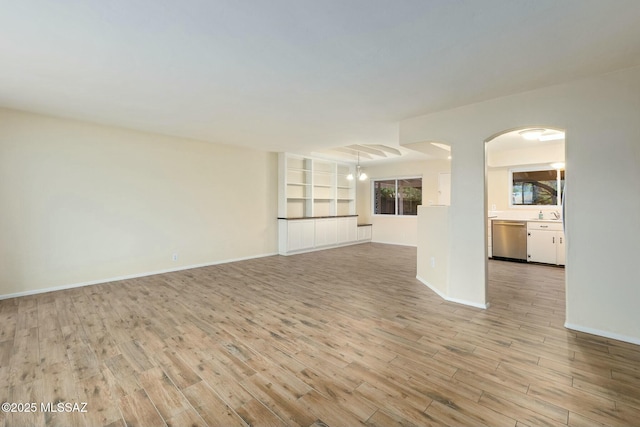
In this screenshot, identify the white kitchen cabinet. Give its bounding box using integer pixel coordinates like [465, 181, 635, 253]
[527, 221, 565, 266]
[487, 218, 493, 258]
[556, 232, 566, 266]
[527, 229, 557, 264]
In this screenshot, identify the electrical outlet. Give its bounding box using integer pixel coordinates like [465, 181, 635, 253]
[491, 204, 496, 211]
[430, 257, 435, 268]
[172, 253, 178, 261]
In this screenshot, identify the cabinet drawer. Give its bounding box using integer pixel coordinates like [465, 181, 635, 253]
[527, 221, 563, 231]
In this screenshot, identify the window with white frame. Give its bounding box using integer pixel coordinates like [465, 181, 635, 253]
[372, 177, 422, 215]
[510, 167, 565, 206]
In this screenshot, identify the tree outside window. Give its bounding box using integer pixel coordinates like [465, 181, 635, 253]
[511, 169, 565, 206]
[373, 177, 422, 215]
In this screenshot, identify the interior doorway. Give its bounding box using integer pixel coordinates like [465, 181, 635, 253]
[484, 127, 567, 304]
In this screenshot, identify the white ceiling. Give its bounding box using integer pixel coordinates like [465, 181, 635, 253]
[310, 143, 430, 165]
[488, 129, 564, 153]
[2, 1, 640, 153]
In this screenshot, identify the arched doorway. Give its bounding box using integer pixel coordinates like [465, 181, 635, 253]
[484, 127, 567, 305]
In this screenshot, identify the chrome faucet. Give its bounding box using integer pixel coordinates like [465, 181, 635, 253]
[551, 211, 560, 219]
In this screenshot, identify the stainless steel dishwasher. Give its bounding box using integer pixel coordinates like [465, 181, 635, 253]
[492, 220, 527, 261]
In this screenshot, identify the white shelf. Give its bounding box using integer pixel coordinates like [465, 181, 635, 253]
[278, 153, 356, 218]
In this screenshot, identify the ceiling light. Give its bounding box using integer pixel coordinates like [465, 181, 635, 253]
[447, 155, 452, 160]
[358, 168, 367, 181]
[519, 129, 545, 140]
[539, 132, 565, 141]
[430, 142, 452, 151]
[348, 152, 367, 181]
[550, 162, 565, 170]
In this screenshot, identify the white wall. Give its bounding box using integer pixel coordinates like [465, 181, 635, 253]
[0, 109, 279, 298]
[487, 141, 564, 215]
[356, 159, 450, 246]
[487, 141, 564, 168]
[401, 65, 640, 343]
[416, 205, 450, 298]
[487, 168, 511, 212]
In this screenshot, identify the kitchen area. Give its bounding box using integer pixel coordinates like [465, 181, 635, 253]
[486, 128, 566, 266]
[491, 217, 565, 265]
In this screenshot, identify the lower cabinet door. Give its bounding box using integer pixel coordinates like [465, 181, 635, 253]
[337, 217, 357, 243]
[315, 218, 337, 247]
[527, 230, 557, 264]
[347, 217, 357, 242]
[288, 220, 315, 251]
[556, 231, 566, 266]
[357, 225, 372, 241]
[284, 217, 360, 254]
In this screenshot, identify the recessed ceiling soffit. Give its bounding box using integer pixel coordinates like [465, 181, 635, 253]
[312, 144, 405, 163]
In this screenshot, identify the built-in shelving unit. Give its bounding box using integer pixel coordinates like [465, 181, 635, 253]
[281, 156, 312, 218]
[278, 153, 355, 218]
[336, 163, 355, 216]
[278, 153, 361, 255]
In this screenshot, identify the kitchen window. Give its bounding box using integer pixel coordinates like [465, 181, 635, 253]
[511, 167, 565, 206]
[373, 177, 422, 215]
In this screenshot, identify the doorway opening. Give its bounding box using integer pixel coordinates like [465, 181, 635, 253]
[484, 127, 567, 305]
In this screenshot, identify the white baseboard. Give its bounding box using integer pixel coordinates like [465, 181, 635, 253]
[371, 240, 417, 247]
[416, 275, 448, 299]
[564, 322, 640, 346]
[0, 252, 278, 301]
[416, 275, 489, 309]
[447, 296, 490, 310]
[279, 240, 370, 256]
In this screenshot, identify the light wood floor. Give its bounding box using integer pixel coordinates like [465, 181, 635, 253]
[1, 243, 640, 427]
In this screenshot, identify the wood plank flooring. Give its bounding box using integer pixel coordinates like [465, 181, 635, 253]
[1, 243, 639, 426]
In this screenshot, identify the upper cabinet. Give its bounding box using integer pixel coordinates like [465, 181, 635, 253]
[278, 153, 355, 218]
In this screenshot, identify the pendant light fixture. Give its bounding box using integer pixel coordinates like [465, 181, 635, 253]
[346, 152, 367, 181]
